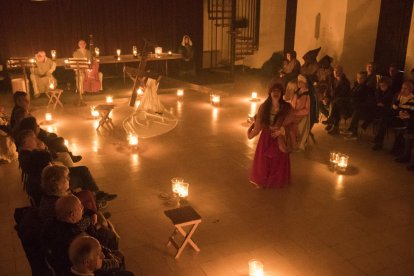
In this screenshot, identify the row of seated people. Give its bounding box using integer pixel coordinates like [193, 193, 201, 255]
[14, 164, 133, 275]
[316, 64, 414, 171]
[27, 39, 103, 99]
[9, 91, 117, 206]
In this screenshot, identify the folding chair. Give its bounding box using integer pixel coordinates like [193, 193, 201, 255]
[164, 205, 202, 259]
[95, 104, 115, 131]
[46, 89, 63, 110]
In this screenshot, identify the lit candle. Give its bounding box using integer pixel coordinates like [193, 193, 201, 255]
[155, 47, 162, 56]
[329, 151, 338, 168]
[132, 46, 138, 57]
[116, 49, 121, 57]
[29, 58, 35, 64]
[168, 50, 172, 56]
[129, 134, 138, 148]
[64, 139, 69, 147]
[106, 96, 113, 104]
[178, 182, 189, 198]
[64, 59, 69, 64]
[91, 106, 99, 118]
[137, 88, 144, 96]
[45, 113, 52, 122]
[251, 91, 258, 100]
[211, 94, 220, 105]
[248, 259, 264, 276]
[177, 89, 184, 99]
[51, 50, 56, 60]
[171, 177, 184, 194]
[337, 154, 349, 172]
[49, 82, 55, 90]
[95, 47, 100, 57]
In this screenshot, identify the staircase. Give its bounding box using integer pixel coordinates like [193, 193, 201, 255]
[207, 0, 260, 70]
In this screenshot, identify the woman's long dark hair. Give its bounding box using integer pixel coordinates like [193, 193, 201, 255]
[261, 82, 291, 126]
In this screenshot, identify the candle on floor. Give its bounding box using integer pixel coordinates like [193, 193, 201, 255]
[177, 182, 189, 198]
[177, 89, 184, 100]
[95, 47, 100, 57]
[137, 88, 144, 96]
[251, 91, 258, 100]
[45, 113, 52, 122]
[91, 106, 99, 118]
[51, 50, 56, 60]
[329, 151, 338, 168]
[128, 134, 138, 148]
[211, 94, 220, 106]
[337, 154, 349, 172]
[171, 177, 184, 194]
[248, 259, 264, 276]
[106, 96, 113, 104]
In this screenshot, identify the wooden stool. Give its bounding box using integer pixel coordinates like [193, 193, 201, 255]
[46, 89, 63, 109]
[95, 104, 115, 131]
[164, 205, 202, 259]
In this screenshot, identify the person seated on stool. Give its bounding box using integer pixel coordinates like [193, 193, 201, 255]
[30, 51, 56, 98]
[73, 40, 103, 93]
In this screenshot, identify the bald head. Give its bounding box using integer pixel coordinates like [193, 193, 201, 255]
[55, 195, 83, 223]
[69, 235, 103, 271]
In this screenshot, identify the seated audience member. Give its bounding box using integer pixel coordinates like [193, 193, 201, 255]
[0, 107, 17, 163]
[365, 62, 378, 91]
[324, 66, 351, 135]
[388, 63, 404, 94]
[315, 55, 334, 119]
[17, 130, 116, 205]
[43, 196, 120, 274]
[395, 108, 414, 170]
[17, 116, 81, 163]
[30, 51, 57, 98]
[10, 91, 30, 131]
[67, 235, 134, 276]
[343, 71, 374, 140]
[373, 81, 414, 151]
[291, 74, 311, 150]
[73, 40, 103, 93]
[280, 50, 301, 85]
[178, 35, 196, 76]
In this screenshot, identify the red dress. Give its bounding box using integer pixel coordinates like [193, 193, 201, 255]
[83, 61, 101, 93]
[249, 106, 296, 188]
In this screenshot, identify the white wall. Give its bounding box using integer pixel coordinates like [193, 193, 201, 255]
[295, 0, 380, 78]
[295, 0, 348, 67]
[243, 0, 287, 68]
[405, 6, 414, 77]
[341, 0, 381, 77]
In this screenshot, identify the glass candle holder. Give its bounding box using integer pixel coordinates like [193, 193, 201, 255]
[177, 182, 189, 198]
[132, 45, 138, 57]
[171, 177, 184, 194]
[177, 89, 184, 100]
[106, 96, 113, 104]
[337, 154, 349, 172]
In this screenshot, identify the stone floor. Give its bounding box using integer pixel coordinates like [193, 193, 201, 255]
[1, 73, 414, 276]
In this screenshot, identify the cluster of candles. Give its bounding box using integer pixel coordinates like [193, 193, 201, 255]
[171, 177, 189, 198]
[248, 259, 264, 276]
[329, 151, 349, 172]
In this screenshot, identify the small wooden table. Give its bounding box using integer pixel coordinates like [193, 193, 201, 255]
[164, 205, 202, 259]
[95, 104, 115, 131]
[46, 89, 63, 110]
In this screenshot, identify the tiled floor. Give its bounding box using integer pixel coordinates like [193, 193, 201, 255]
[1, 73, 414, 275]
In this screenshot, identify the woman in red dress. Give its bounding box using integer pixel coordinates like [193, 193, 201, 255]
[248, 82, 297, 188]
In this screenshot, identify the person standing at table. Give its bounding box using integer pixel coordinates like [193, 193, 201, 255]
[73, 40, 103, 93]
[30, 51, 56, 98]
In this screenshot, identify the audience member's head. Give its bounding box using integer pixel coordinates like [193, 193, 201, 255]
[378, 77, 391, 92]
[17, 116, 40, 136]
[400, 81, 414, 96]
[366, 62, 376, 75]
[78, 40, 87, 50]
[286, 50, 297, 61]
[41, 164, 70, 197]
[13, 91, 30, 109]
[356, 71, 368, 84]
[297, 74, 308, 88]
[389, 63, 399, 77]
[69, 235, 104, 274]
[17, 129, 37, 150]
[333, 66, 344, 79]
[55, 195, 84, 224]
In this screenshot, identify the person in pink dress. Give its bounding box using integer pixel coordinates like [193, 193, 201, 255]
[248, 82, 297, 188]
